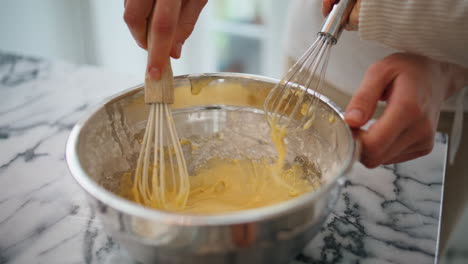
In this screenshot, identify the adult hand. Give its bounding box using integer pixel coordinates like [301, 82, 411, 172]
[322, 0, 360, 31]
[124, 0, 208, 80]
[345, 53, 467, 168]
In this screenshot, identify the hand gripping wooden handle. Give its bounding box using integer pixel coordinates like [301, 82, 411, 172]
[144, 10, 174, 104]
[145, 62, 174, 104]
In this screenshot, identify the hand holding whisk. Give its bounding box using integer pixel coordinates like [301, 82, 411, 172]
[264, 0, 356, 130]
[131, 12, 190, 210]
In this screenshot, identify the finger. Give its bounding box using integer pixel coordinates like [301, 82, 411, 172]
[148, 0, 182, 80]
[379, 119, 434, 165]
[345, 62, 397, 128]
[345, 0, 360, 31]
[170, 0, 208, 59]
[344, 23, 358, 31]
[123, 0, 154, 49]
[355, 129, 380, 168]
[359, 86, 420, 168]
[322, 0, 336, 17]
[383, 145, 434, 165]
[358, 129, 386, 168]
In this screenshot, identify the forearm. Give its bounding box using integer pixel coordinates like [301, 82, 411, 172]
[359, 0, 468, 68]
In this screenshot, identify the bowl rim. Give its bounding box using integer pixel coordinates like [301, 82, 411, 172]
[65, 72, 355, 226]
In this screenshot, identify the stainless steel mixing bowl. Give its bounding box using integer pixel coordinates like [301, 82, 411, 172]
[66, 73, 359, 264]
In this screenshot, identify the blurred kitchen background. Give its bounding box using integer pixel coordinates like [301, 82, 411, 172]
[0, 0, 466, 263]
[0, 0, 288, 80]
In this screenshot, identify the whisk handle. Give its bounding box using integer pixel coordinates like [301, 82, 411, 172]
[319, 0, 356, 43]
[144, 8, 174, 104]
[145, 62, 174, 104]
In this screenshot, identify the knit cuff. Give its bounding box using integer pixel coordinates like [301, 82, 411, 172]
[357, 0, 468, 67]
[358, 1, 412, 49]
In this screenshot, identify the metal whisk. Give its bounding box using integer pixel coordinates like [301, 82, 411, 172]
[132, 61, 190, 210]
[265, 0, 356, 130]
[132, 13, 190, 210]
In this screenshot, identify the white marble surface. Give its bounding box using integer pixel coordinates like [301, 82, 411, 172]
[0, 52, 447, 264]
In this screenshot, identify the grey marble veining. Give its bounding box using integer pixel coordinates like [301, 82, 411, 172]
[0, 52, 446, 264]
[297, 137, 446, 264]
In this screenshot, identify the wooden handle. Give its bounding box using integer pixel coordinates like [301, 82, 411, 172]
[144, 10, 174, 104]
[145, 62, 174, 104]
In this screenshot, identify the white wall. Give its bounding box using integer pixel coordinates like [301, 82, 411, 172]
[80, 0, 147, 77]
[0, 0, 87, 64]
[0, 0, 217, 78]
[0, 0, 285, 78]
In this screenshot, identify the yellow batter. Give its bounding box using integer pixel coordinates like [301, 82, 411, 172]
[120, 158, 317, 214]
[121, 81, 321, 213]
[119, 120, 320, 214]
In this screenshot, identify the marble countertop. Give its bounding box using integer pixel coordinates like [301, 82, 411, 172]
[0, 52, 446, 264]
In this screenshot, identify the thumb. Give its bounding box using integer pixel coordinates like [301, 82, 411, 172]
[322, 0, 337, 17]
[345, 63, 396, 127]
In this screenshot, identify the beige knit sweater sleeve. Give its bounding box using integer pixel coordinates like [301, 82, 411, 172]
[359, 0, 468, 68]
[359, 0, 468, 163]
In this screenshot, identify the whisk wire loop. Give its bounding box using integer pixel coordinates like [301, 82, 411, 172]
[286, 35, 330, 128]
[265, 34, 335, 130]
[165, 103, 190, 205]
[276, 38, 324, 120]
[158, 104, 166, 206]
[265, 0, 356, 130]
[133, 102, 190, 210]
[264, 37, 320, 124]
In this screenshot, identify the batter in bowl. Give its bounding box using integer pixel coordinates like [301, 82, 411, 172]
[119, 123, 321, 214]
